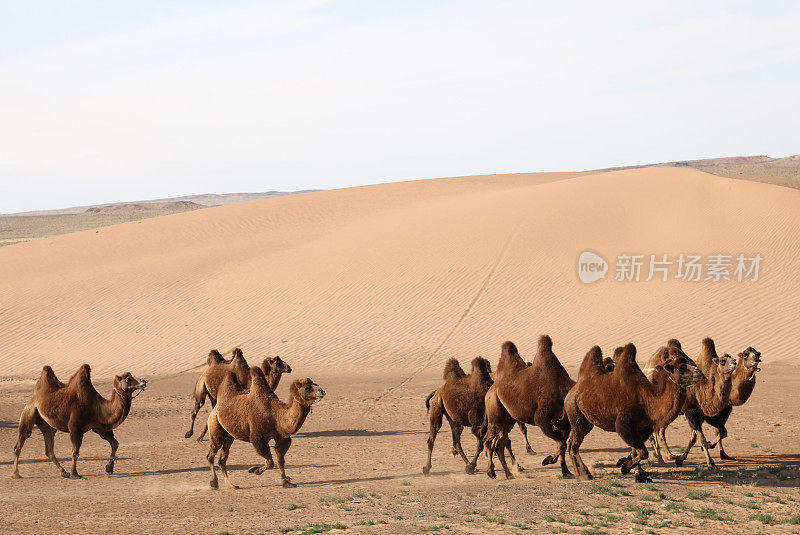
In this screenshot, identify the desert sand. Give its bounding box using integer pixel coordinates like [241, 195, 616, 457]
[1, 167, 799, 533]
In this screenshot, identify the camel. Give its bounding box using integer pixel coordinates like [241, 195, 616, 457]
[206, 367, 324, 489]
[674, 351, 737, 468]
[12, 364, 146, 479]
[483, 336, 575, 479]
[702, 346, 761, 461]
[565, 343, 703, 482]
[185, 349, 292, 441]
[422, 357, 495, 475]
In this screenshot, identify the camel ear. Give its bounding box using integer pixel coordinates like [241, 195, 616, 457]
[114, 374, 122, 382]
[712, 357, 719, 364]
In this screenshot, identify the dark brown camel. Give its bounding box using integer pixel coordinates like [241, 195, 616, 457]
[206, 367, 324, 489]
[483, 336, 575, 479]
[703, 346, 761, 461]
[12, 364, 146, 479]
[423, 357, 494, 475]
[186, 349, 291, 441]
[565, 344, 703, 482]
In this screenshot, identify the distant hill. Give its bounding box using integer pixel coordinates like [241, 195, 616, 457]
[84, 200, 205, 215]
[6, 191, 319, 217]
[599, 154, 800, 189]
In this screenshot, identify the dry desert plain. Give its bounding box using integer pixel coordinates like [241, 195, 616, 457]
[1, 167, 800, 534]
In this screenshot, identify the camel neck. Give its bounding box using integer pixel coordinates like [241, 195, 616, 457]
[278, 395, 312, 437]
[101, 388, 133, 429]
[267, 371, 283, 391]
[642, 375, 685, 428]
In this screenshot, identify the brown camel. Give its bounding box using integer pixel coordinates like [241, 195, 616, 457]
[422, 357, 495, 475]
[206, 367, 324, 489]
[483, 336, 575, 479]
[565, 343, 703, 482]
[12, 364, 146, 479]
[186, 349, 291, 441]
[703, 346, 761, 461]
[674, 350, 737, 468]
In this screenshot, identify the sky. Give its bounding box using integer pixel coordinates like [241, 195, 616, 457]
[1, 1, 799, 213]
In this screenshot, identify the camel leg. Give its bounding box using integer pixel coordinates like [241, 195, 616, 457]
[465, 425, 484, 475]
[445, 414, 470, 466]
[650, 430, 665, 465]
[506, 436, 524, 472]
[659, 427, 677, 460]
[94, 429, 119, 474]
[248, 436, 276, 475]
[616, 417, 651, 482]
[423, 394, 444, 476]
[565, 412, 593, 480]
[495, 432, 514, 479]
[37, 420, 69, 478]
[68, 424, 84, 479]
[696, 426, 718, 469]
[196, 396, 216, 442]
[518, 422, 534, 454]
[535, 407, 572, 478]
[674, 430, 697, 467]
[185, 380, 207, 439]
[11, 402, 36, 479]
[275, 437, 296, 488]
[483, 425, 499, 479]
[206, 414, 229, 489]
[217, 436, 238, 490]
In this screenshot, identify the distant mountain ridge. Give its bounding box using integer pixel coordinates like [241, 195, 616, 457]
[5, 190, 320, 216]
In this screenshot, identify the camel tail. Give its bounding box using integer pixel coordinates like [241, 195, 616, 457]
[425, 390, 436, 411]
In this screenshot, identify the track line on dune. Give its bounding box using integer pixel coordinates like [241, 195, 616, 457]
[365, 224, 519, 413]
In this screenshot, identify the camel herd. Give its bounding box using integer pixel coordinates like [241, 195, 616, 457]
[10, 336, 760, 488]
[424, 336, 760, 484]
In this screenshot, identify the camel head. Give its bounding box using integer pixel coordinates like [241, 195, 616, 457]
[290, 378, 325, 406]
[738, 347, 761, 372]
[661, 361, 704, 387]
[715, 353, 738, 378]
[666, 338, 682, 350]
[263, 356, 292, 375]
[113, 372, 147, 396]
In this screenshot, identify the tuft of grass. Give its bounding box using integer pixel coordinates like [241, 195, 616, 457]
[665, 501, 687, 512]
[624, 504, 653, 525]
[286, 502, 307, 511]
[784, 515, 800, 525]
[739, 500, 761, 510]
[695, 507, 730, 521]
[581, 527, 605, 535]
[749, 513, 776, 525]
[298, 523, 348, 535]
[589, 482, 630, 497]
[400, 480, 411, 486]
[686, 490, 711, 500]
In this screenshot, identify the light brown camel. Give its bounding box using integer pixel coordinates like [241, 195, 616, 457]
[674, 351, 737, 468]
[564, 343, 703, 482]
[186, 349, 292, 441]
[702, 346, 761, 461]
[12, 364, 146, 479]
[422, 357, 494, 475]
[483, 336, 576, 479]
[206, 367, 324, 489]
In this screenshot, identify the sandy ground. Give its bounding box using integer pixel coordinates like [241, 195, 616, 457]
[1, 362, 798, 534]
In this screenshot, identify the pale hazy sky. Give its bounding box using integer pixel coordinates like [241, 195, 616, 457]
[2, 1, 799, 213]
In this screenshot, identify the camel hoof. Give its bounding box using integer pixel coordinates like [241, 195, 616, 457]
[616, 457, 626, 468]
[464, 464, 476, 475]
[210, 479, 219, 490]
[708, 460, 718, 469]
[515, 464, 525, 473]
[620, 465, 631, 475]
[60, 470, 69, 479]
[227, 484, 240, 490]
[248, 466, 259, 474]
[561, 471, 574, 479]
[69, 473, 83, 479]
[184, 431, 193, 439]
[635, 472, 653, 483]
[706, 443, 716, 450]
[422, 466, 431, 476]
[674, 458, 684, 467]
[526, 446, 535, 455]
[282, 479, 297, 488]
[505, 473, 515, 480]
[105, 464, 114, 475]
[11, 472, 21, 479]
[542, 456, 555, 466]
[720, 452, 735, 461]
[487, 469, 496, 479]
[577, 473, 593, 481]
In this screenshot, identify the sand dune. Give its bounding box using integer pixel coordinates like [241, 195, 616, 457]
[1, 167, 798, 381]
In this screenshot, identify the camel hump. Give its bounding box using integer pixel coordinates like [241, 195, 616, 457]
[470, 357, 492, 379]
[578, 345, 604, 378]
[667, 338, 682, 350]
[701, 337, 716, 354]
[615, 343, 638, 368]
[207, 350, 225, 366]
[248, 366, 274, 398]
[501, 341, 519, 359]
[231, 348, 248, 367]
[537, 335, 553, 353]
[218, 370, 245, 400]
[36, 365, 62, 391]
[443, 358, 466, 380]
[68, 364, 98, 401]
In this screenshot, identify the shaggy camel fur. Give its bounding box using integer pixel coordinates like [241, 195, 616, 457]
[675, 351, 737, 468]
[565, 344, 703, 482]
[186, 349, 292, 441]
[12, 364, 146, 479]
[483, 337, 575, 479]
[206, 367, 324, 489]
[423, 357, 494, 475]
[703, 347, 761, 461]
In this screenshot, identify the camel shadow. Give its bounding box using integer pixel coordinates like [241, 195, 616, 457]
[0, 456, 132, 467]
[302, 471, 452, 487]
[296, 429, 424, 438]
[0, 418, 17, 429]
[112, 463, 338, 478]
